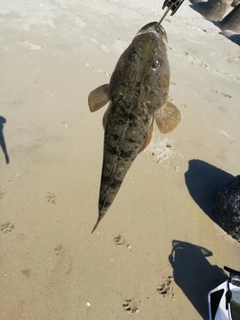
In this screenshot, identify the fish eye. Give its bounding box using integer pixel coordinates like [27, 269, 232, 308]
[128, 52, 138, 62]
[152, 59, 159, 69]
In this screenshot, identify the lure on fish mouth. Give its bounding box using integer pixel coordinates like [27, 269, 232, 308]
[88, 22, 182, 233]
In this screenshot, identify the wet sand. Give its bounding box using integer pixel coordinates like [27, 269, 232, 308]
[0, 1, 239, 319]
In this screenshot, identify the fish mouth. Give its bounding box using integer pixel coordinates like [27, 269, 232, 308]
[136, 21, 168, 44]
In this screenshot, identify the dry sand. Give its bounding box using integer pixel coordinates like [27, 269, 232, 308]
[0, 1, 240, 319]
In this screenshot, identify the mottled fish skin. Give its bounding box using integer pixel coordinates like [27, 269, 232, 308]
[92, 22, 170, 232]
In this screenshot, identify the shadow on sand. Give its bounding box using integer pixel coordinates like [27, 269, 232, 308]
[184, 159, 233, 221]
[0, 116, 10, 164]
[220, 32, 240, 45]
[189, 0, 210, 15]
[169, 240, 228, 319]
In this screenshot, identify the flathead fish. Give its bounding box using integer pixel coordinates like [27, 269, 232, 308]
[88, 22, 181, 233]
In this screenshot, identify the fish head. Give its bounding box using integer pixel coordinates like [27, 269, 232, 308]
[109, 22, 170, 113]
[136, 21, 168, 44]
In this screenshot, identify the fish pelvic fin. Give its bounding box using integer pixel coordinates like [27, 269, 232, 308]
[154, 101, 182, 134]
[88, 84, 110, 112]
[139, 117, 154, 153]
[91, 216, 103, 234]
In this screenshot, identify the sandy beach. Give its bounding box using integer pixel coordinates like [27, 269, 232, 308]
[0, 1, 240, 319]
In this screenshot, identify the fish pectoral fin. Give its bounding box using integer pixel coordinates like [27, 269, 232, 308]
[139, 117, 154, 153]
[88, 84, 110, 112]
[154, 101, 181, 134]
[102, 104, 111, 130]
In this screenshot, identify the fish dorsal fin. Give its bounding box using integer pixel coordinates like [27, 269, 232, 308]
[88, 84, 110, 112]
[154, 101, 181, 134]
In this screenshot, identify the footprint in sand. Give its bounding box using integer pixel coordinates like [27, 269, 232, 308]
[18, 40, 43, 50]
[74, 17, 86, 29]
[21, 269, 31, 278]
[220, 92, 232, 98]
[85, 62, 111, 76]
[100, 43, 110, 53]
[211, 89, 232, 98]
[85, 62, 95, 69]
[46, 192, 57, 204]
[0, 222, 15, 233]
[114, 234, 126, 245]
[48, 245, 72, 286]
[122, 298, 140, 313]
[61, 121, 68, 129]
[97, 69, 111, 76]
[220, 129, 236, 145]
[157, 276, 175, 299]
[146, 136, 179, 165]
[114, 235, 132, 251]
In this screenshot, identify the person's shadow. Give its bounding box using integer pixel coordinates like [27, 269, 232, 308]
[185, 159, 233, 221]
[169, 240, 228, 319]
[0, 116, 10, 164]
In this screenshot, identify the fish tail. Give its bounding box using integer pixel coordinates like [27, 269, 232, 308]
[91, 217, 102, 234]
